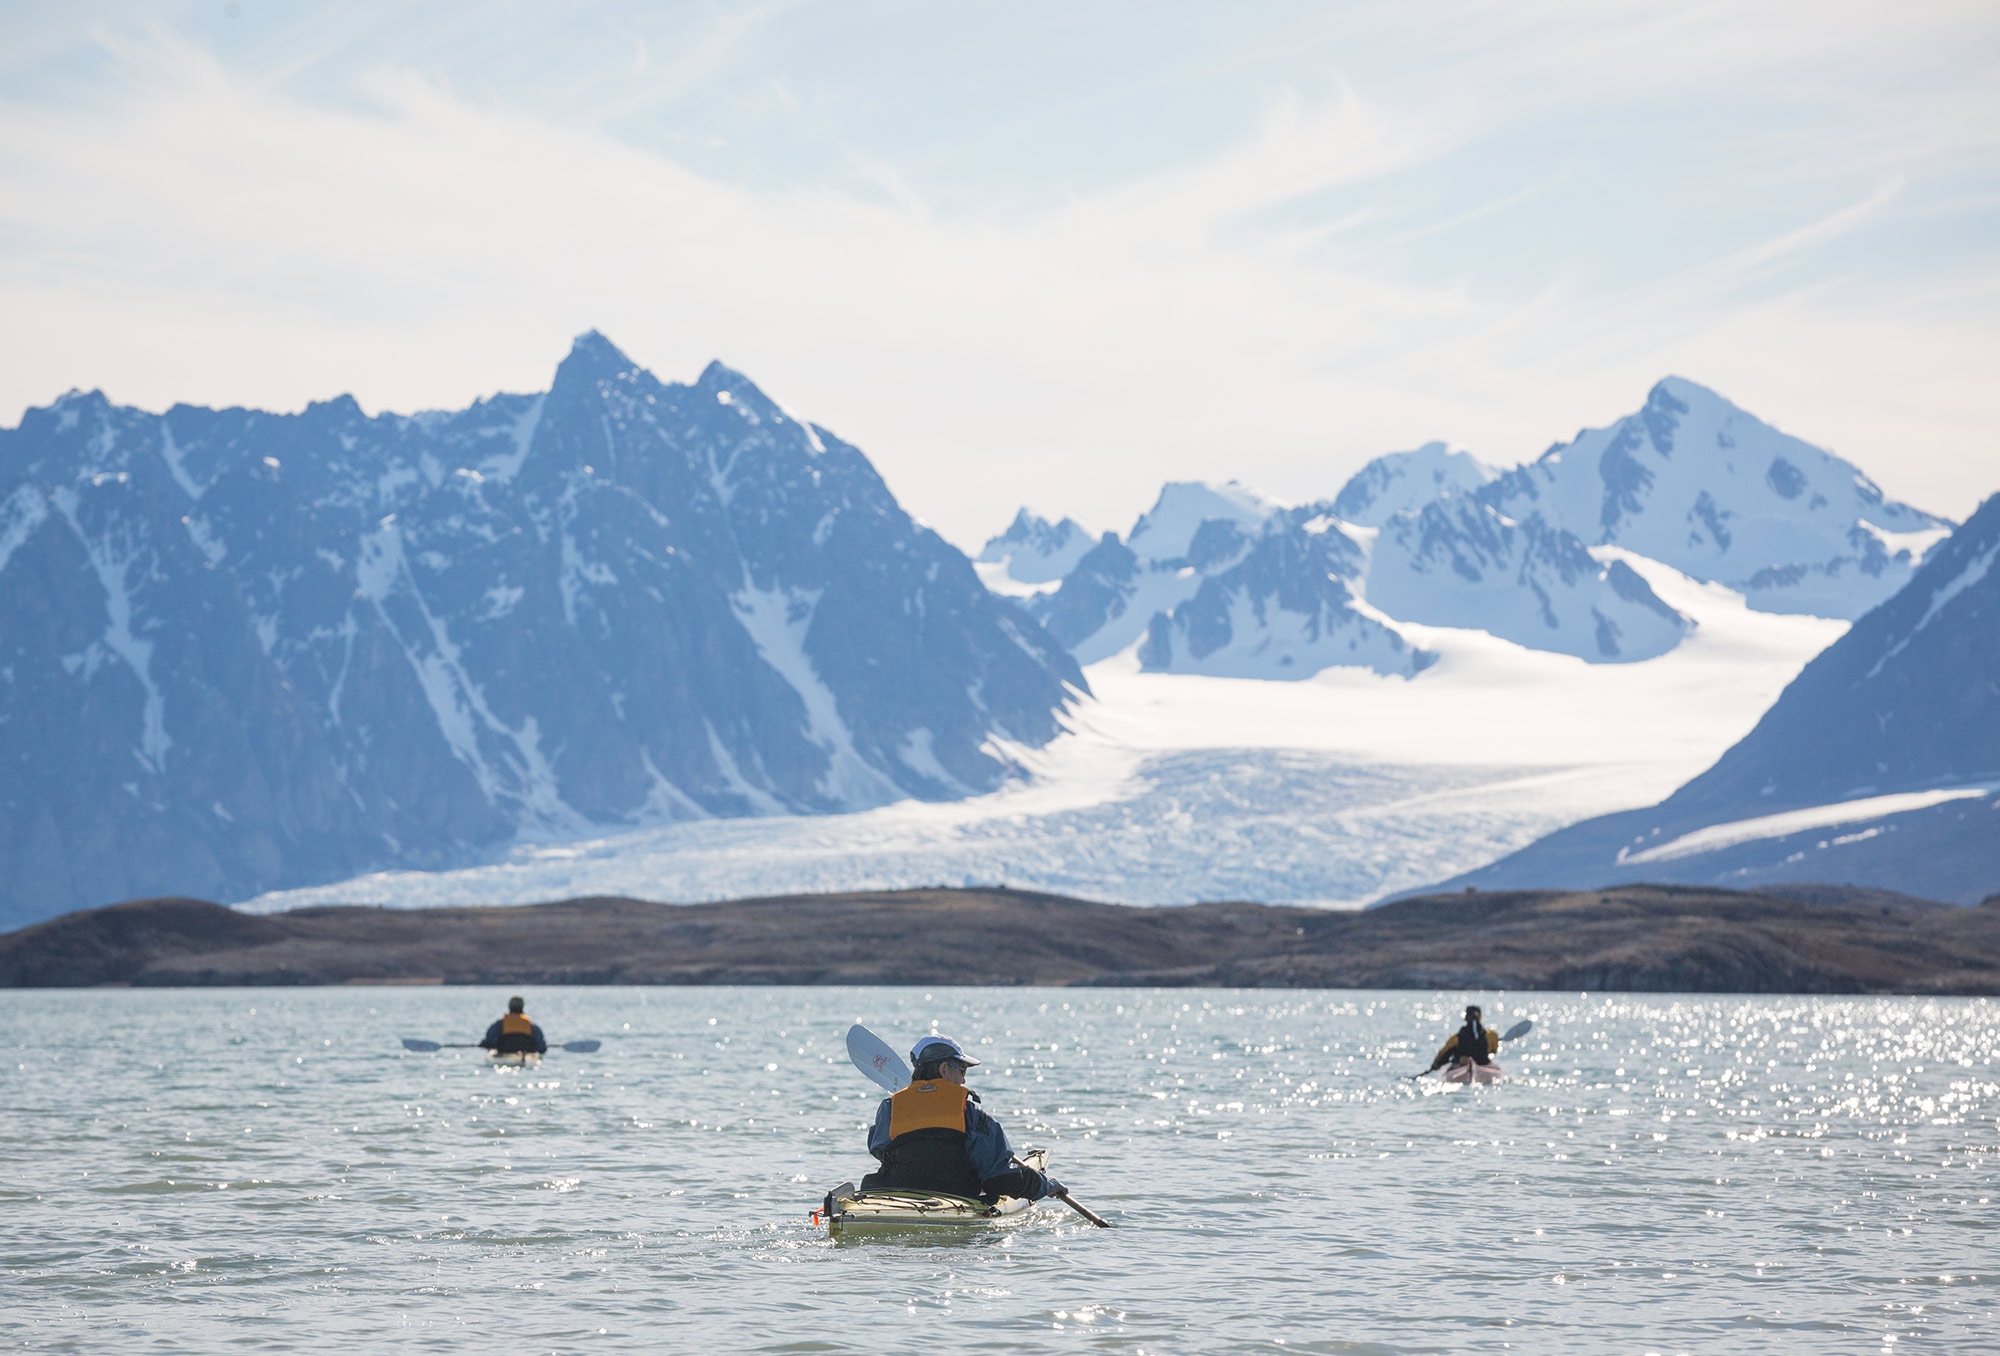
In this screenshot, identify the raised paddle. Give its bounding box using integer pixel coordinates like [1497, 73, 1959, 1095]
[1405, 1018, 1534, 1080]
[844, 1023, 1113, 1228]
[845, 1023, 907, 1094]
[401, 1038, 601, 1053]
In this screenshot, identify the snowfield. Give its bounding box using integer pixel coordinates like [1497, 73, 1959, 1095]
[242, 558, 1844, 912]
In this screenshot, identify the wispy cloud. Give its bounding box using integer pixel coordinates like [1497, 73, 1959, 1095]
[1, 1, 1995, 542]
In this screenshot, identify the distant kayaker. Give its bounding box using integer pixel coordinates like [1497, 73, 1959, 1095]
[1429, 1004, 1498, 1073]
[863, 1035, 1063, 1203]
[479, 996, 548, 1056]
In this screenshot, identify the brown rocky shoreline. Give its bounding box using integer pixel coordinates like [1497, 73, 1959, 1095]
[4, 882, 1998, 993]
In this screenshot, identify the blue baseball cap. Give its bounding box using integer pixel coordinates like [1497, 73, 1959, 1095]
[909, 1034, 980, 1068]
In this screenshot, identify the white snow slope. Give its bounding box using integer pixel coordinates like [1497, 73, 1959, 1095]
[243, 558, 1842, 913]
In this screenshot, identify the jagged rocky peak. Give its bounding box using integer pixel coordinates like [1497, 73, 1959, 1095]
[1476, 376, 1953, 619]
[0, 333, 1086, 929]
[1018, 481, 1295, 665]
[977, 508, 1096, 586]
[1332, 441, 1499, 527]
[1138, 504, 1433, 681]
[1125, 481, 1287, 563]
[1364, 497, 1692, 663]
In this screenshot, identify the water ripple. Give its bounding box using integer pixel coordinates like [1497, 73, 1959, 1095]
[1, 988, 1995, 1352]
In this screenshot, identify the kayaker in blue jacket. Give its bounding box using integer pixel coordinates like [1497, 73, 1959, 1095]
[863, 1035, 1063, 1203]
[479, 996, 548, 1055]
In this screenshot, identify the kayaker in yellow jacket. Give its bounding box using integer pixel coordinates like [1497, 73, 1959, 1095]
[862, 1036, 1062, 1203]
[1428, 1005, 1499, 1072]
[479, 995, 548, 1055]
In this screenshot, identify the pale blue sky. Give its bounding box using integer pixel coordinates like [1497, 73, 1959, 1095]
[3, 1, 1995, 544]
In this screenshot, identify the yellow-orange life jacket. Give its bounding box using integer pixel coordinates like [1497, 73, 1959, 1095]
[875, 1080, 979, 1196]
[501, 1012, 533, 1036]
[887, 1080, 970, 1139]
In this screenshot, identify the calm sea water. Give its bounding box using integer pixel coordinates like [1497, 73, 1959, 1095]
[3, 987, 1995, 1354]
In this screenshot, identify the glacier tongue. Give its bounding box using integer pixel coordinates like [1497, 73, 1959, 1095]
[246, 571, 1844, 912]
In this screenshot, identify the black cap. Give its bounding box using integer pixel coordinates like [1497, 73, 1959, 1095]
[509, 996, 525, 1013]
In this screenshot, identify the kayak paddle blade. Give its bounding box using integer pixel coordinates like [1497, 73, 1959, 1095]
[561, 1040, 601, 1053]
[846, 1024, 909, 1093]
[1501, 1019, 1533, 1042]
[401, 1038, 442, 1052]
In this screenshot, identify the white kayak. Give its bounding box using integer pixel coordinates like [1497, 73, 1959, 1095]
[820, 1149, 1049, 1239]
[489, 1051, 541, 1067]
[1444, 1059, 1502, 1084]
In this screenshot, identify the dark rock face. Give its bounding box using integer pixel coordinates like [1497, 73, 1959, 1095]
[0, 334, 1084, 929]
[1670, 492, 2000, 812]
[1030, 533, 1141, 654]
[7, 884, 1996, 994]
[1420, 495, 2000, 903]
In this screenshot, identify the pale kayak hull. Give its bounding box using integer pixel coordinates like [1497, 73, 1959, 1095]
[1444, 1060, 1502, 1084]
[489, 1051, 541, 1067]
[822, 1149, 1048, 1239]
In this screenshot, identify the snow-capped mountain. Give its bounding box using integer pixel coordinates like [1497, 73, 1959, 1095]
[1364, 499, 1691, 662]
[1026, 482, 1288, 664]
[1124, 480, 1285, 561]
[1001, 376, 1947, 675]
[1330, 441, 1498, 527]
[1475, 377, 1951, 618]
[974, 509, 1094, 594]
[1136, 506, 1433, 678]
[1421, 493, 2000, 903]
[0, 332, 1085, 929]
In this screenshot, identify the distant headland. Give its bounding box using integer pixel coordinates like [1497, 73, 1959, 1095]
[3, 885, 1997, 993]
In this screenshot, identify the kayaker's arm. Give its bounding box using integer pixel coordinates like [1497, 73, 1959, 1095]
[962, 1103, 1016, 1182]
[529, 1022, 548, 1054]
[1428, 1035, 1458, 1071]
[981, 1162, 1061, 1202]
[477, 1020, 503, 1051]
[865, 1099, 894, 1161]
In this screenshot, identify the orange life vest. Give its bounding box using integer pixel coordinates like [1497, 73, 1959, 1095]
[887, 1080, 970, 1139]
[501, 1012, 533, 1036]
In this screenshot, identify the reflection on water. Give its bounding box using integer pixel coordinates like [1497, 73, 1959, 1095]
[3, 988, 1996, 1352]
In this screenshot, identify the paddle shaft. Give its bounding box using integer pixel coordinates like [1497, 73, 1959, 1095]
[1053, 1192, 1113, 1228]
[1009, 1154, 1114, 1229]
